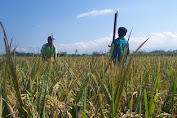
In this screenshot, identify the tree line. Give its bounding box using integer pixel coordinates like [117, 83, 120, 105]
[0, 50, 177, 57]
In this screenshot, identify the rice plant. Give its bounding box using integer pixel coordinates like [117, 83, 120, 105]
[0, 22, 177, 117]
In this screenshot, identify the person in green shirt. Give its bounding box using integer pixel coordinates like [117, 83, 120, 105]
[110, 27, 130, 65]
[41, 36, 57, 60]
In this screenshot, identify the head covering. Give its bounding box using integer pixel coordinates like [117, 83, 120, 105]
[48, 36, 55, 40]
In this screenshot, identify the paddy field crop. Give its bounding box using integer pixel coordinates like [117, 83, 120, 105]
[0, 55, 177, 117]
[0, 22, 176, 118]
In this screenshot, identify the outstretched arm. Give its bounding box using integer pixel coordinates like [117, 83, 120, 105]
[42, 55, 46, 60]
[41, 46, 46, 60]
[53, 46, 57, 60]
[54, 54, 57, 60]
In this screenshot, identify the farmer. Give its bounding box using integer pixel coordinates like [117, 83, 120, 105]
[110, 27, 130, 65]
[41, 36, 57, 60]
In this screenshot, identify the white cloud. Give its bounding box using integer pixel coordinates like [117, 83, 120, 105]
[77, 9, 113, 18]
[116, 8, 120, 11]
[12, 32, 177, 54]
[16, 46, 41, 54]
[58, 34, 113, 54]
[58, 32, 177, 54]
[0, 48, 5, 55]
[129, 32, 177, 51]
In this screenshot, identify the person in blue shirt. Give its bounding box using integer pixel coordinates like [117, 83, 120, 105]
[110, 27, 130, 65]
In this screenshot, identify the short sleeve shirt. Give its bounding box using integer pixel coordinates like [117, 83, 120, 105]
[41, 43, 57, 59]
[110, 37, 130, 64]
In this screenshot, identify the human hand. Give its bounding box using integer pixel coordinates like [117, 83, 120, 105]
[42, 56, 46, 60]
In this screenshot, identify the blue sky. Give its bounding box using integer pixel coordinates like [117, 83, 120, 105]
[0, 0, 177, 54]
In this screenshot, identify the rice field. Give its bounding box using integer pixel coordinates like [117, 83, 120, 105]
[0, 55, 177, 118]
[0, 22, 177, 118]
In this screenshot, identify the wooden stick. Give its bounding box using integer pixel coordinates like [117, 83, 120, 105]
[113, 11, 118, 41]
[108, 11, 118, 47]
